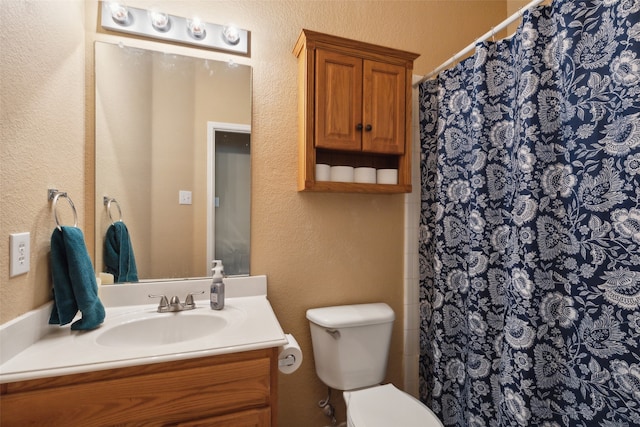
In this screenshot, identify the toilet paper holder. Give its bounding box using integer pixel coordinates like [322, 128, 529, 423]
[278, 333, 303, 374]
[278, 353, 297, 367]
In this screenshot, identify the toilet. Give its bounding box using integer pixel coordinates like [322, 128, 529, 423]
[306, 303, 443, 427]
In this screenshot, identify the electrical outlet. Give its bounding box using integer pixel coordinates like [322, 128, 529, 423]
[10, 232, 30, 277]
[179, 190, 192, 205]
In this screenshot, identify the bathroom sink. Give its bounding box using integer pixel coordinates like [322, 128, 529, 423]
[0, 276, 289, 384]
[96, 313, 227, 348]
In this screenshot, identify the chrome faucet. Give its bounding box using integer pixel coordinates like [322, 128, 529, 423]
[149, 291, 205, 313]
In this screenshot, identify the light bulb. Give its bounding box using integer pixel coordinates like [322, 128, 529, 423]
[222, 25, 240, 46]
[187, 17, 206, 40]
[149, 10, 170, 32]
[108, 2, 130, 25]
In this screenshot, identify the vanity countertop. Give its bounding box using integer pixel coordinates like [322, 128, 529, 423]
[0, 275, 287, 384]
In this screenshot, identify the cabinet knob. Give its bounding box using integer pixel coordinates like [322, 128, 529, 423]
[365, 124, 372, 132]
[356, 123, 363, 131]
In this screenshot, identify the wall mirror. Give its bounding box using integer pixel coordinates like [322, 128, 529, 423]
[95, 41, 251, 281]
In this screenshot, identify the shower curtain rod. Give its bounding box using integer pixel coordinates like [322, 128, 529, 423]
[413, 0, 546, 87]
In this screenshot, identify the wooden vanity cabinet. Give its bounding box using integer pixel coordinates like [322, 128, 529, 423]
[294, 29, 419, 193]
[0, 347, 278, 426]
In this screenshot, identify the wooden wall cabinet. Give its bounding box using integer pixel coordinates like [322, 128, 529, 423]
[294, 29, 419, 193]
[1, 348, 278, 426]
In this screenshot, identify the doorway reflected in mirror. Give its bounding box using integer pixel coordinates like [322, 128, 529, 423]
[208, 124, 251, 277]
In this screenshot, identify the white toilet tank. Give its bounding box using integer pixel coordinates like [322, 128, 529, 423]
[306, 303, 395, 391]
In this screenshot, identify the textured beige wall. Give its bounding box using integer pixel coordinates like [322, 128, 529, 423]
[148, 56, 196, 279]
[1, 0, 86, 322]
[95, 42, 154, 276]
[1, 1, 509, 426]
[507, 0, 535, 34]
[192, 62, 252, 276]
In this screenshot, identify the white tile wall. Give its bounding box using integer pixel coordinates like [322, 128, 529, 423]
[403, 76, 422, 397]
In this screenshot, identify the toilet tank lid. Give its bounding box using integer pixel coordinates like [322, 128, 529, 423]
[306, 303, 395, 328]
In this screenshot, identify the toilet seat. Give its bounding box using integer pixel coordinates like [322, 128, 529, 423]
[343, 384, 443, 427]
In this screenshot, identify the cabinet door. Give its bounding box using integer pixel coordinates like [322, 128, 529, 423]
[362, 60, 406, 154]
[315, 49, 363, 151]
[175, 407, 271, 427]
[1, 353, 272, 426]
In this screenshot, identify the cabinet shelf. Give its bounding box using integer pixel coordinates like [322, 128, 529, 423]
[294, 29, 419, 194]
[302, 181, 412, 194]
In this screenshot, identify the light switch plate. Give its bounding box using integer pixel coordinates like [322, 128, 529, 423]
[10, 232, 30, 277]
[179, 190, 192, 205]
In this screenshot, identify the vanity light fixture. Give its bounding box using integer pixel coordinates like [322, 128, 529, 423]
[100, 1, 249, 55]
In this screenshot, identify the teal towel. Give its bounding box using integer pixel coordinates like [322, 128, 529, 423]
[104, 221, 138, 283]
[49, 226, 105, 330]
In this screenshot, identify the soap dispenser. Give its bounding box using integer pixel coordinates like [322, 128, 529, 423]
[210, 260, 225, 310]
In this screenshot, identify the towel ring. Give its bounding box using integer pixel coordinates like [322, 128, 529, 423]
[103, 196, 123, 224]
[48, 189, 78, 231]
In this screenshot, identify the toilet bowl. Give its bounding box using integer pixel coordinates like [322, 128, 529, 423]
[306, 303, 443, 427]
[344, 384, 442, 427]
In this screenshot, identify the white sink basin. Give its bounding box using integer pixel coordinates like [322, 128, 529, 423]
[96, 312, 228, 348]
[0, 276, 288, 384]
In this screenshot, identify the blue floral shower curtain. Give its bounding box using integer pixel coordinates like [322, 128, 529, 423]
[418, 1, 640, 426]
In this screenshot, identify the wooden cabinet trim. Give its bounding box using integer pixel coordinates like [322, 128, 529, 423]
[293, 28, 419, 65]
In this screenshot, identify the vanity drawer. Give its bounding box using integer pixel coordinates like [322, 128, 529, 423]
[1, 348, 277, 426]
[175, 407, 271, 427]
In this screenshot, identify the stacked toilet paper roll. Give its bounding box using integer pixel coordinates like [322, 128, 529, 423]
[354, 167, 377, 184]
[330, 166, 355, 182]
[278, 333, 303, 374]
[316, 164, 400, 185]
[315, 164, 331, 181]
[377, 168, 398, 185]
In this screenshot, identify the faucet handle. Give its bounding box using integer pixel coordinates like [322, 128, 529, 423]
[148, 294, 169, 312]
[184, 291, 205, 309]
